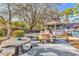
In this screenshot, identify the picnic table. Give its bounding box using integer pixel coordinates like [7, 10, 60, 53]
[0, 37, 7, 44]
[1, 38, 31, 56]
[0, 47, 15, 56]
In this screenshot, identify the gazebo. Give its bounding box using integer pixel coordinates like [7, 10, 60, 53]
[44, 19, 70, 40]
[44, 19, 69, 32]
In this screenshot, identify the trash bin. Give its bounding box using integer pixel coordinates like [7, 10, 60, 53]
[16, 37, 21, 40]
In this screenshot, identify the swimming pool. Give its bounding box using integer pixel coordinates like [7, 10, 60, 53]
[68, 30, 79, 37]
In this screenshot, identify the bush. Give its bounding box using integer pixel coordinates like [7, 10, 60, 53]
[12, 30, 25, 37]
[10, 25, 17, 30]
[0, 29, 5, 36]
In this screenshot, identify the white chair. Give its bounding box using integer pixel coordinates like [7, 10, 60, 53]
[23, 44, 31, 51]
[31, 41, 40, 47]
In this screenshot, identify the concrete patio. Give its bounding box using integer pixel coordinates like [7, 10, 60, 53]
[21, 43, 79, 56]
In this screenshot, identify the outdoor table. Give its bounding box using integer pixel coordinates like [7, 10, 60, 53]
[1, 39, 31, 56]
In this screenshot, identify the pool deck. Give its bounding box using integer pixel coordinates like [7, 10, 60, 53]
[21, 39, 79, 56]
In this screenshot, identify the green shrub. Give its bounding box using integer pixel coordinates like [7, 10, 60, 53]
[10, 25, 17, 30]
[0, 29, 5, 36]
[12, 30, 25, 37]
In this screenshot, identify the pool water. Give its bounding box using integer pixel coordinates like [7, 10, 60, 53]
[69, 30, 79, 37]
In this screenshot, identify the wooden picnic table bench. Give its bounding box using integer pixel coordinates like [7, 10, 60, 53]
[1, 38, 31, 56]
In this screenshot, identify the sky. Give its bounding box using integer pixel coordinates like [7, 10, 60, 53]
[0, 3, 77, 13]
[58, 3, 76, 12]
[0, 3, 76, 12]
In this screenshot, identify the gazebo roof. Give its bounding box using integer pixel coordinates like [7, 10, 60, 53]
[45, 20, 61, 25]
[45, 19, 69, 25]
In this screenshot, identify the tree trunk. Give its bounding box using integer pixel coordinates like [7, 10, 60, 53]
[7, 24, 11, 39]
[7, 3, 11, 39]
[29, 25, 34, 32]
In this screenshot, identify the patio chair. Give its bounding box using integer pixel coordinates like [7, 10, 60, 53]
[23, 44, 32, 52]
[31, 41, 40, 47]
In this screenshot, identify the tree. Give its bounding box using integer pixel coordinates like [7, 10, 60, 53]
[12, 3, 60, 31]
[0, 3, 60, 34]
[0, 16, 6, 27]
[0, 3, 12, 38]
[60, 8, 78, 22]
[75, 4, 79, 15]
